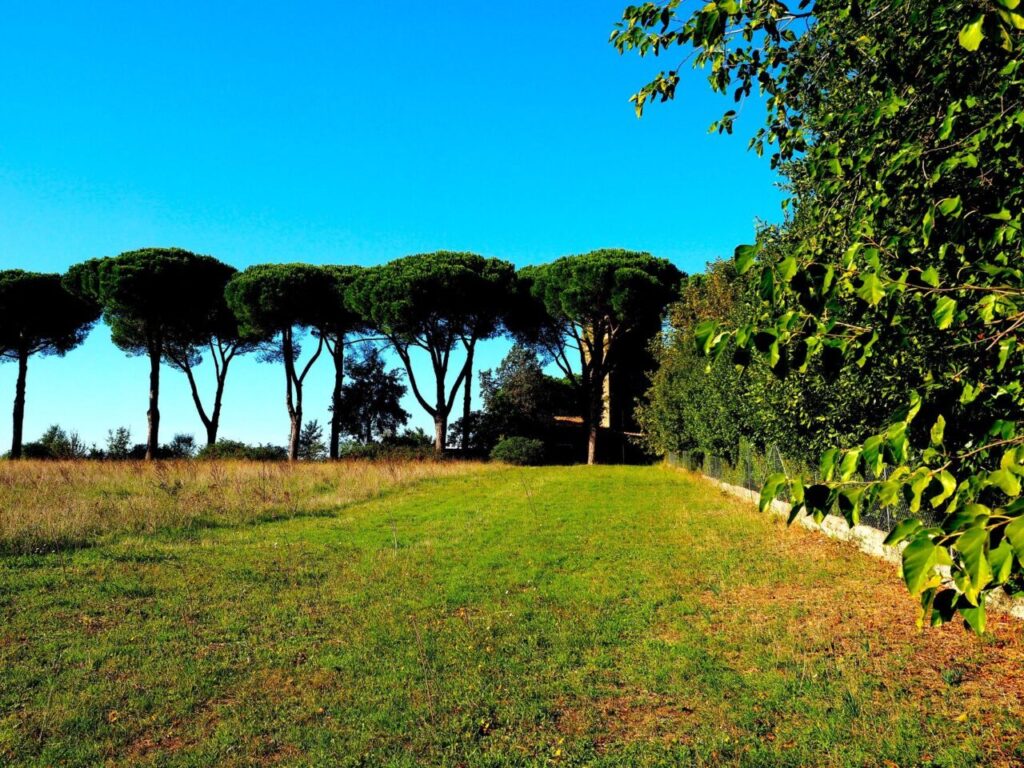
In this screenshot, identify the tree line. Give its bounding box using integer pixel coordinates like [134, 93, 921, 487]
[0, 249, 682, 463]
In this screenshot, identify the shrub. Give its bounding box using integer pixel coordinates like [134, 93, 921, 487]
[196, 439, 288, 461]
[164, 434, 197, 459]
[106, 427, 132, 459]
[336, 442, 436, 461]
[490, 436, 546, 466]
[18, 425, 90, 460]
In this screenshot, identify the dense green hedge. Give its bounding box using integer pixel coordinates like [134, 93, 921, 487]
[490, 437, 546, 466]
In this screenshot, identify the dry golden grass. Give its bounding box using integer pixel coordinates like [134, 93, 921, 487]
[0, 458, 488, 553]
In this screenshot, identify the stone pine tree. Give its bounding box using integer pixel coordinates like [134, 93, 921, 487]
[65, 248, 233, 460]
[520, 250, 683, 464]
[0, 270, 99, 458]
[163, 264, 263, 447]
[321, 265, 365, 459]
[347, 252, 517, 455]
[225, 263, 335, 461]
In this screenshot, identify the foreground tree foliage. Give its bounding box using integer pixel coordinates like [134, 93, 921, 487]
[225, 263, 336, 461]
[615, 0, 1024, 629]
[521, 250, 682, 464]
[347, 252, 517, 454]
[0, 271, 99, 458]
[65, 249, 233, 460]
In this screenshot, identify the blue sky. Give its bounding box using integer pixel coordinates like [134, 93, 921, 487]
[0, 1, 783, 449]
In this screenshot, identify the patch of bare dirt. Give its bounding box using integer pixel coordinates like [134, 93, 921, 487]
[555, 688, 696, 749]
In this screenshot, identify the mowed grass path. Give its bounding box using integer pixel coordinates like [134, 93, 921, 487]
[2, 465, 1023, 767]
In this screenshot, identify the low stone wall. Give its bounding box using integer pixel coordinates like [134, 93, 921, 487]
[686, 468, 1024, 621]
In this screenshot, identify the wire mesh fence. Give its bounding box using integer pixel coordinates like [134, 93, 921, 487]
[668, 442, 923, 533]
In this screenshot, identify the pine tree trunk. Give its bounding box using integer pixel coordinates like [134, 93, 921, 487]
[329, 344, 344, 460]
[586, 371, 604, 465]
[289, 410, 302, 461]
[587, 421, 599, 465]
[205, 346, 233, 448]
[10, 348, 28, 459]
[282, 328, 300, 462]
[461, 346, 474, 452]
[146, 344, 161, 461]
[433, 370, 447, 455]
[433, 413, 446, 455]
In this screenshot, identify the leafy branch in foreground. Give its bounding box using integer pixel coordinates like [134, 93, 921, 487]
[615, 0, 1024, 631]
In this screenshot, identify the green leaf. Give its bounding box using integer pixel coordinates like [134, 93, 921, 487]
[819, 447, 840, 481]
[877, 478, 903, 506]
[938, 105, 957, 140]
[958, 14, 985, 51]
[960, 381, 980, 405]
[759, 268, 776, 302]
[694, 320, 719, 355]
[933, 296, 957, 329]
[777, 256, 798, 283]
[990, 539, 1015, 584]
[839, 449, 861, 481]
[920, 266, 940, 287]
[760, 473, 787, 512]
[956, 526, 992, 594]
[862, 434, 884, 475]
[804, 484, 834, 517]
[837, 486, 865, 526]
[958, 599, 986, 635]
[902, 535, 939, 595]
[930, 415, 946, 446]
[734, 244, 759, 274]
[1005, 515, 1024, 563]
[988, 468, 1021, 498]
[884, 518, 922, 547]
[885, 421, 909, 463]
[856, 272, 885, 306]
[909, 470, 932, 514]
[930, 470, 957, 508]
[931, 589, 959, 625]
[936, 196, 961, 216]
[842, 242, 861, 268]
[997, 338, 1012, 372]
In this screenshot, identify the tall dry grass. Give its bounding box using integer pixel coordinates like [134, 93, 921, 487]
[0, 458, 487, 554]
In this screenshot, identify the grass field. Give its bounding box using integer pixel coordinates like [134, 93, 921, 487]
[2, 463, 1023, 767]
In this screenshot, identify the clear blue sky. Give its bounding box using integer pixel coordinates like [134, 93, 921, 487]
[0, 1, 783, 450]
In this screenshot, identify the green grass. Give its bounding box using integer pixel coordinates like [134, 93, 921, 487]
[1, 465, 1021, 767]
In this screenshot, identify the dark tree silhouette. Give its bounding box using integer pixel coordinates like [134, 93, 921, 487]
[347, 252, 516, 454]
[0, 270, 99, 458]
[163, 264, 263, 447]
[321, 265, 366, 459]
[65, 248, 235, 460]
[520, 250, 683, 464]
[225, 263, 335, 461]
